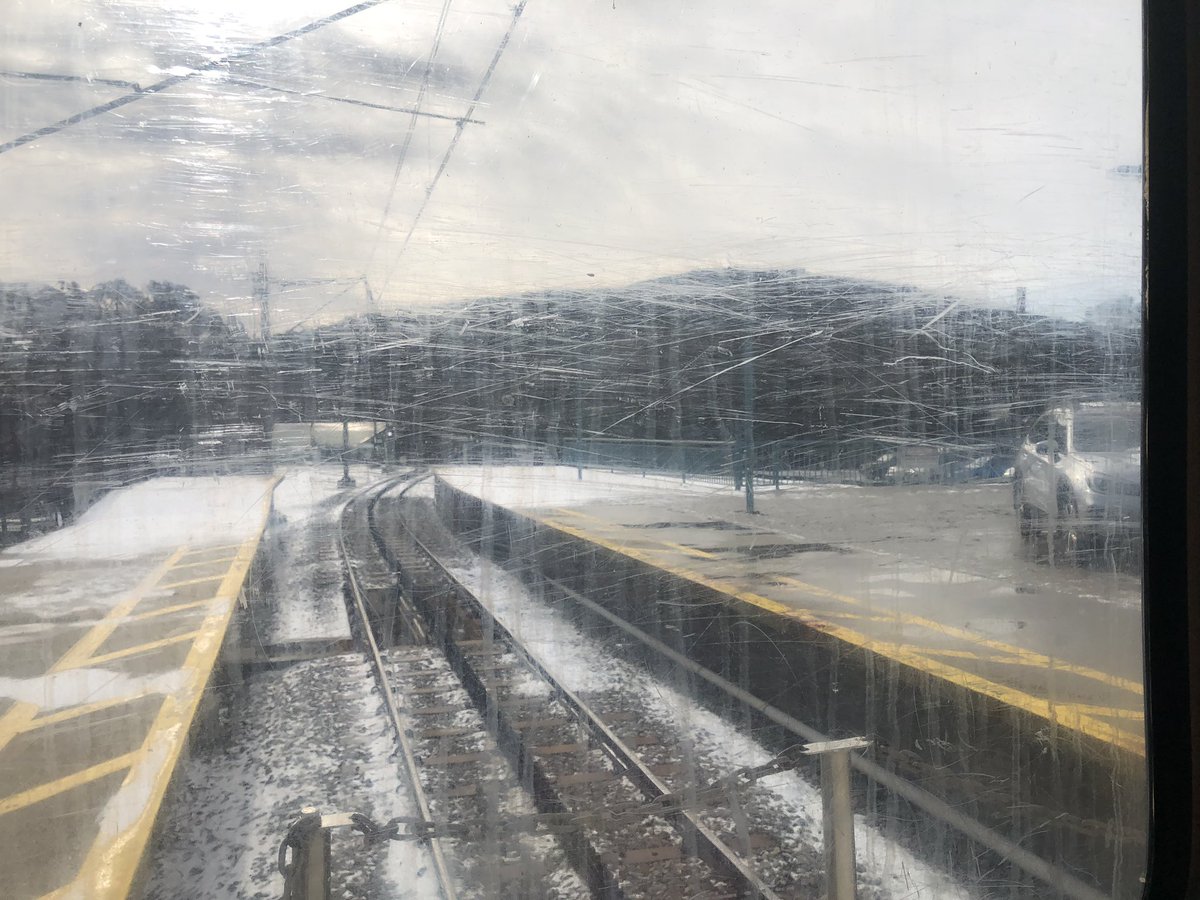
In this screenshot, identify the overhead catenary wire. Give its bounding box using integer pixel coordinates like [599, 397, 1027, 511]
[0, 70, 144, 91]
[221, 75, 484, 124]
[0, 0, 395, 156]
[366, 0, 456, 275]
[376, 0, 529, 304]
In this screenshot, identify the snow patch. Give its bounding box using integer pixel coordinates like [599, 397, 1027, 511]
[437, 464, 732, 511]
[12, 476, 275, 561]
[0, 667, 189, 710]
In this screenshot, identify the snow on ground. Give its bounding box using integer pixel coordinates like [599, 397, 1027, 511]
[246, 463, 381, 645]
[9, 476, 276, 561]
[271, 464, 372, 531]
[446, 555, 974, 900]
[0, 474, 278, 631]
[436, 464, 743, 510]
[1, 563, 149, 623]
[0, 666, 188, 709]
[140, 656, 438, 900]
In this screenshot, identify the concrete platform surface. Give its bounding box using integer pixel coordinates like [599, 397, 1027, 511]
[0, 476, 278, 899]
[436, 465, 1145, 756]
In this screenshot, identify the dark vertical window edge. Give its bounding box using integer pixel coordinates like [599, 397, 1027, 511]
[1141, 0, 1197, 895]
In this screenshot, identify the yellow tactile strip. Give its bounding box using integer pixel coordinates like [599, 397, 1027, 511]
[531, 505, 1145, 757]
[0, 477, 279, 900]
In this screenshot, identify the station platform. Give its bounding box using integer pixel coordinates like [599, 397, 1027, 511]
[0, 476, 278, 899]
[435, 466, 1145, 757]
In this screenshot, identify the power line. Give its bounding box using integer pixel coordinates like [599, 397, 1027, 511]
[367, 0, 455, 274]
[376, 0, 528, 303]
[221, 75, 483, 124]
[0, 0, 394, 156]
[0, 70, 143, 91]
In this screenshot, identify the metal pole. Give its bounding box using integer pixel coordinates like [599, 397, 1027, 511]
[819, 747, 859, 900]
[577, 398, 584, 480]
[292, 806, 330, 900]
[742, 332, 756, 513]
[338, 419, 355, 487]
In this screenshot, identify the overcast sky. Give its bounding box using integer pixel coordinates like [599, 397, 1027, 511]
[0, 0, 1141, 328]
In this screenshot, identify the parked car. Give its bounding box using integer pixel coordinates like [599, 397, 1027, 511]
[1012, 400, 1141, 555]
[862, 443, 951, 485]
[958, 452, 1015, 481]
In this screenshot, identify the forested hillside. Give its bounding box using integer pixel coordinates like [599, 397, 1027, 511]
[1, 268, 1139, 532]
[0, 280, 264, 533]
[276, 268, 1140, 467]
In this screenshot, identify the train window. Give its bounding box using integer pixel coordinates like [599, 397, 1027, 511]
[0, 1, 1173, 899]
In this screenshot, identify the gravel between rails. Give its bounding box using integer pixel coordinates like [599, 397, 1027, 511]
[380, 644, 586, 899]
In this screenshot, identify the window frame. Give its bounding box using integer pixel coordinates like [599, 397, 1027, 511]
[1140, 0, 1198, 895]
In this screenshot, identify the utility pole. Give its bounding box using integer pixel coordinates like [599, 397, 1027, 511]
[338, 419, 356, 487]
[256, 259, 271, 343]
[254, 257, 275, 467]
[576, 396, 584, 480]
[742, 328, 756, 514]
[363, 277, 377, 317]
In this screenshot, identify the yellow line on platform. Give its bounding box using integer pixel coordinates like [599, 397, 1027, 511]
[549, 507, 1143, 697]
[125, 597, 222, 622]
[58, 476, 280, 900]
[771, 574, 1144, 697]
[0, 702, 39, 755]
[916, 647, 1143, 694]
[178, 542, 246, 556]
[1060, 702, 1145, 721]
[0, 548, 192, 828]
[157, 573, 227, 590]
[537, 513, 1145, 757]
[84, 630, 205, 667]
[0, 752, 140, 816]
[163, 556, 238, 572]
[659, 540, 719, 559]
[20, 692, 160, 734]
[53, 547, 190, 673]
[552, 507, 605, 520]
[921, 647, 1025, 660]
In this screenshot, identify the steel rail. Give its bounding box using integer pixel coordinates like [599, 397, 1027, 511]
[337, 474, 458, 900]
[376, 486, 782, 900]
[368, 475, 622, 898]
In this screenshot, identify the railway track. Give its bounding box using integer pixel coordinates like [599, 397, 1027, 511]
[430, 484, 1130, 900]
[324, 472, 1116, 900]
[336, 474, 779, 899]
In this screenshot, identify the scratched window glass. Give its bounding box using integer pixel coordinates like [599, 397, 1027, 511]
[0, 2, 1144, 899]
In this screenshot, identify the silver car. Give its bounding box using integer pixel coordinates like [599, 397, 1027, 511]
[1012, 400, 1141, 555]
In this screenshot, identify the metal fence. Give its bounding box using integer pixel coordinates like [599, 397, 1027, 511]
[562, 438, 738, 486]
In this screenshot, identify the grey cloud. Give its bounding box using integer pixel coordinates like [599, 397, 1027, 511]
[0, 0, 1142, 320]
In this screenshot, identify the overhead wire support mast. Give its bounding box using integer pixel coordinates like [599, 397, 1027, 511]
[0, 0, 395, 156]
